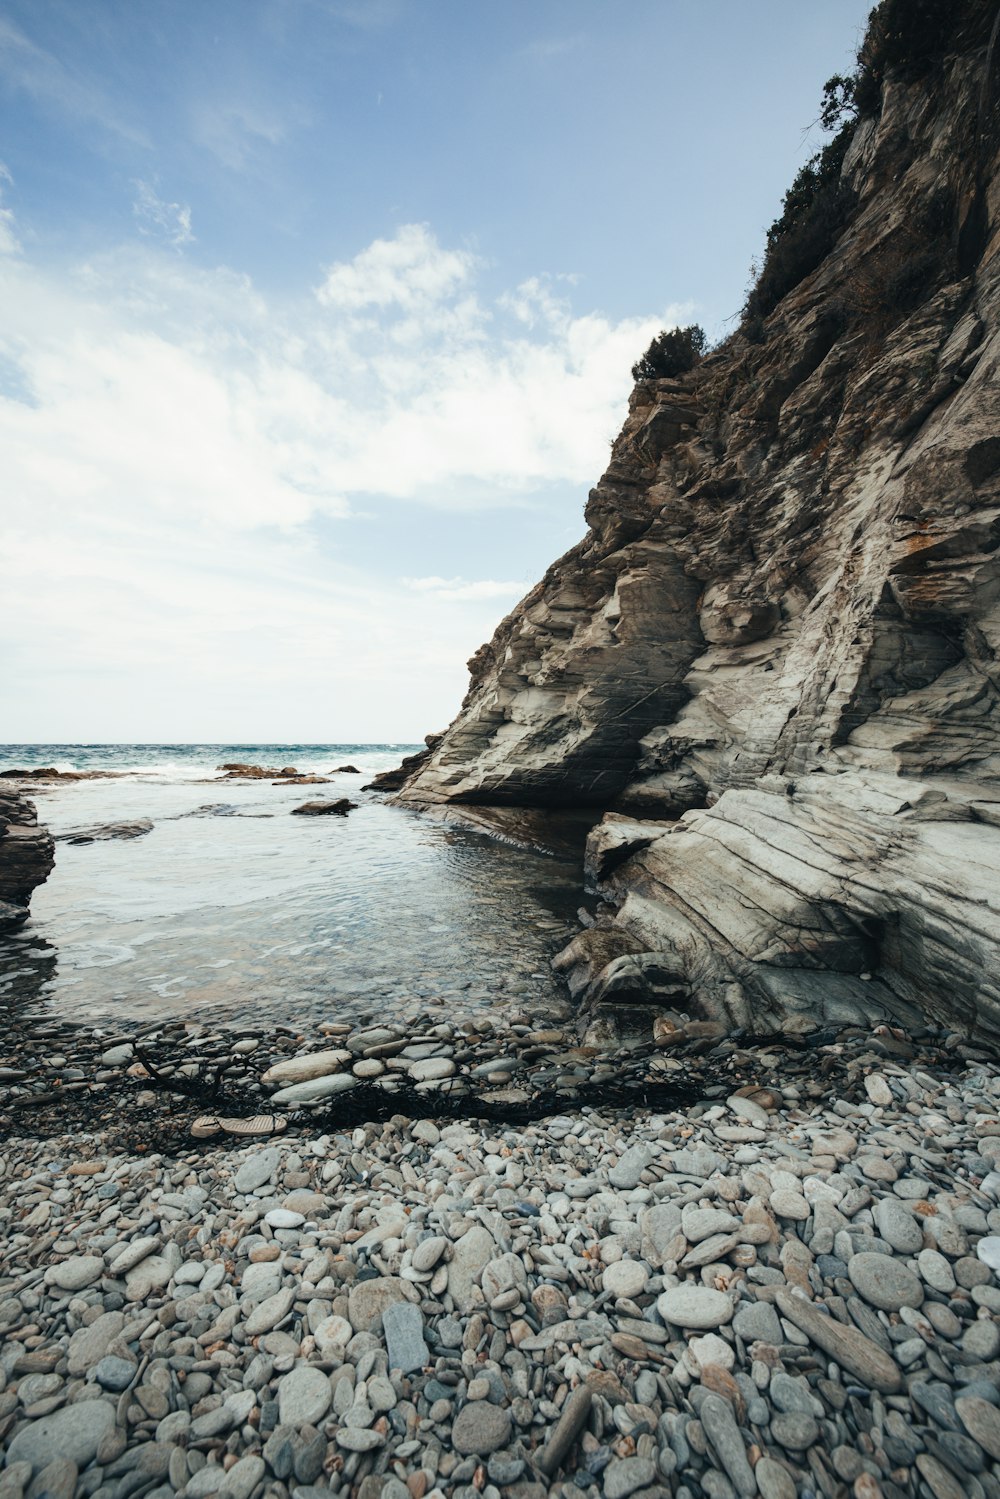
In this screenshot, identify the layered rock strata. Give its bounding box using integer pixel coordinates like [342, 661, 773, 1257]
[399, 15, 1000, 1047]
[0, 790, 55, 931]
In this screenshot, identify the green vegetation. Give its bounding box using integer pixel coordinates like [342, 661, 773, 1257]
[742, 125, 855, 324]
[631, 325, 707, 382]
[741, 0, 993, 330]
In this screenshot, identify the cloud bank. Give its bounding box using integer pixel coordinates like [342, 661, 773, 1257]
[0, 209, 689, 738]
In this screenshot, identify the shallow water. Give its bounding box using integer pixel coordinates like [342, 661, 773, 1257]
[0, 746, 587, 1031]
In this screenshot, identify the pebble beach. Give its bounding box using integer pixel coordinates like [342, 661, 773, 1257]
[3, 1009, 1000, 1499]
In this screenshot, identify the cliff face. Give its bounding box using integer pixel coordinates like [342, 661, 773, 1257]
[400, 13, 1000, 1048]
[0, 790, 55, 931]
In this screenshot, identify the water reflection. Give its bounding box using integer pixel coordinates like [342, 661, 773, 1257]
[3, 779, 587, 1030]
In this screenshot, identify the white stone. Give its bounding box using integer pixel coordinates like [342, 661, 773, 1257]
[261, 1049, 352, 1085]
[657, 1286, 735, 1329]
[602, 1260, 649, 1299]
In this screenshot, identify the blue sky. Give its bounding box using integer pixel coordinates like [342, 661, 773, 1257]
[0, 0, 872, 741]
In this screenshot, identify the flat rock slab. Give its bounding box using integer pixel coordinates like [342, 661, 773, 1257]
[269, 1074, 358, 1105]
[260, 1051, 352, 1086]
[7, 1398, 116, 1472]
[382, 1301, 429, 1373]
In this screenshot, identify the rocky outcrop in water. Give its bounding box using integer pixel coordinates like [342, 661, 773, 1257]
[0, 790, 55, 930]
[399, 5, 1000, 1048]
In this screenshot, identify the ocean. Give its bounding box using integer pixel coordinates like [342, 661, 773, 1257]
[0, 744, 584, 1032]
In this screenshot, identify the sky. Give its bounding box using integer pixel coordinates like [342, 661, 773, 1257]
[0, 0, 873, 743]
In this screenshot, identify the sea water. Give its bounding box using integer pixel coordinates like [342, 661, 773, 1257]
[0, 745, 585, 1030]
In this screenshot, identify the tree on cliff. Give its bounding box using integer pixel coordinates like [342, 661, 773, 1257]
[631, 324, 706, 381]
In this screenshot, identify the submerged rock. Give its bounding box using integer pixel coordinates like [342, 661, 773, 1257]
[290, 799, 357, 816]
[58, 819, 153, 844]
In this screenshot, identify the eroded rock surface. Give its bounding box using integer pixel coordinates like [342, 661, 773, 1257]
[398, 20, 1000, 1046]
[0, 789, 55, 930]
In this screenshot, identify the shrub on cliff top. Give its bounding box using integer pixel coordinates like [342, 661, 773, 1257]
[631, 325, 707, 382]
[742, 125, 855, 324]
[854, 0, 996, 116]
[740, 0, 991, 329]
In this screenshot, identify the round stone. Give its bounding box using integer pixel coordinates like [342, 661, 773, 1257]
[46, 1255, 104, 1292]
[451, 1400, 512, 1455]
[975, 1236, 1000, 1273]
[962, 1319, 1000, 1362]
[352, 1058, 384, 1078]
[873, 1198, 923, 1254]
[603, 1457, 657, 1499]
[687, 1333, 734, 1372]
[771, 1411, 819, 1449]
[864, 1074, 893, 1107]
[770, 1191, 810, 1220]
[955, 1395, 1000, 1461]
[264, 1208, 305, 1230]
[411, 1235, 447, 1273]
[602, 1260, 649, 1299]
[848, 1252, 924, 1311]
[277, 1365, 332, 1427]
[234, 1148, 282, 1194]
[755, 1456, 797, 1499]
[657, 1286, 734, 1330]
[408, 1057, 455, 1082]
[918, 1248, 956, 1292]
[733, 1300, 783, 1345]
[269, 1074, 357, 1105]
[93, 1355, 137, 1391]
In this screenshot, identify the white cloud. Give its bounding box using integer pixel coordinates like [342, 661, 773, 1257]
[0, 16, 149, 147]
[0, 163, 19, 257]
[405, 576, 524, 602]
[132, 181, 194, 248]
[193, 100, 288, 172]
[0, 219, 693, 736]
[317, 223, 479, 313]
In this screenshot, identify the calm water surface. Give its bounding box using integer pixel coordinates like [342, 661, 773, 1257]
[0, 746, 586, 1031]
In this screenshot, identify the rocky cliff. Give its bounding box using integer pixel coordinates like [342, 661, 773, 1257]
[398, 2, 1000, 1049]
[0, 790, 55, 931]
